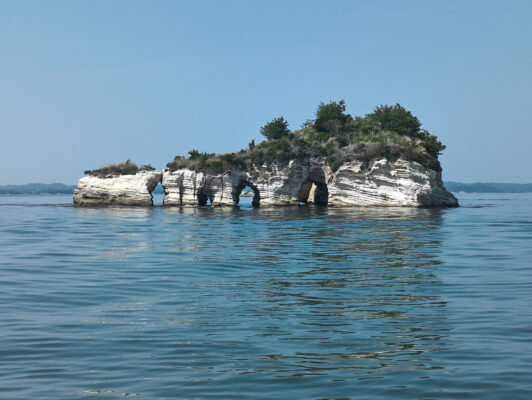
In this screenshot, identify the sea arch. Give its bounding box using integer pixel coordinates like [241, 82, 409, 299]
[297, 170, 328, 206]
[233, 180, 260, 207]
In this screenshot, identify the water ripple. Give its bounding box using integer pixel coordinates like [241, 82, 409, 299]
[0, 194, 531, 399]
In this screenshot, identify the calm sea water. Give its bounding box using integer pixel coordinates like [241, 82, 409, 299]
[1, 193, 531, 399]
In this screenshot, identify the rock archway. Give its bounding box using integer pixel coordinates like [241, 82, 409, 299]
[233, 180, 260, 207]
[297, 169, 328, 206]
[197, 187, 213, 206]
[151, 181, 165, 205]
[298, 180, 328, 206]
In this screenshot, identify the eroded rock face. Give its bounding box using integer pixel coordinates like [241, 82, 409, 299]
[162, 169, 237, 206]
[161, 159, 323, 207]
[328, 159, 458, 207]
[73, 171, 162, 206]
[74, 158, 457, 207]
[161, 158, 458, 207]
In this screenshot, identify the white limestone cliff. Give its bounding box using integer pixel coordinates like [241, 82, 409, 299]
[162, 169, 236, 206]
[74, 158, 457, 207]
[73, 171, 162, 206]
[160, 158, 457, 207]
[327, 158, 458, 207]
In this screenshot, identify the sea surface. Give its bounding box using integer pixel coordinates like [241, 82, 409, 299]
[1, 193, 531, 399]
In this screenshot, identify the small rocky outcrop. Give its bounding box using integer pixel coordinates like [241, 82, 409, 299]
[73, 171, 162, 206]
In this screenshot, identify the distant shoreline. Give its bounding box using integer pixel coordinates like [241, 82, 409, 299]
[444, 182, 532, 193]
[1, 182, 532, 195]
[0, 183, 76, 195]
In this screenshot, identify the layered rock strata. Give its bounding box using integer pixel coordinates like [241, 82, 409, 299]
[73, 171, 162, 206]
[74, 158, 457, 207]
[328, 158, 457, 206]
[160, 158, 457, 207]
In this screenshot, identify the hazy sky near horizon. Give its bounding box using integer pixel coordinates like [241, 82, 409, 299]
[1, 0, 531, 184]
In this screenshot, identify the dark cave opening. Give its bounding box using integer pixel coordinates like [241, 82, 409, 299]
[298, 178, 328, 206]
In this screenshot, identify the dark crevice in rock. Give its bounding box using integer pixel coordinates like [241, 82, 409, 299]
[314, 182, 328, 206]
[197, 189, 209, 206]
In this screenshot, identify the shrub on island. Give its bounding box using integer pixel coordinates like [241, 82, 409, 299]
[84, 160, 154, 178]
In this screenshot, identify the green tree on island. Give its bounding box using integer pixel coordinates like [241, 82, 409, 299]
[313, 100, 352, 133]
[366, 103, 421, 137]
[260, 117, 290, 140]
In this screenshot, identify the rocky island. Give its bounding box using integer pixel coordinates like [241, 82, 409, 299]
[74, 102, 458, 208]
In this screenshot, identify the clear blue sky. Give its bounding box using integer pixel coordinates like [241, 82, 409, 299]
[1, 0, 531, 184]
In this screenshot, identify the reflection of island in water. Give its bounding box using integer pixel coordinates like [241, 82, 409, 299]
[76, 204, 450, 381]
[256, 208, 448, 378]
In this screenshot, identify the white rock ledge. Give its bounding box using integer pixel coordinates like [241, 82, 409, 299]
[73, 171, 162, 206]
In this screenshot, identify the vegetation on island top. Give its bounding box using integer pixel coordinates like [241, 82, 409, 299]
[85, 102, 446, 177]
[85, 160, 154, 178]
[166, 101, 446, 174]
